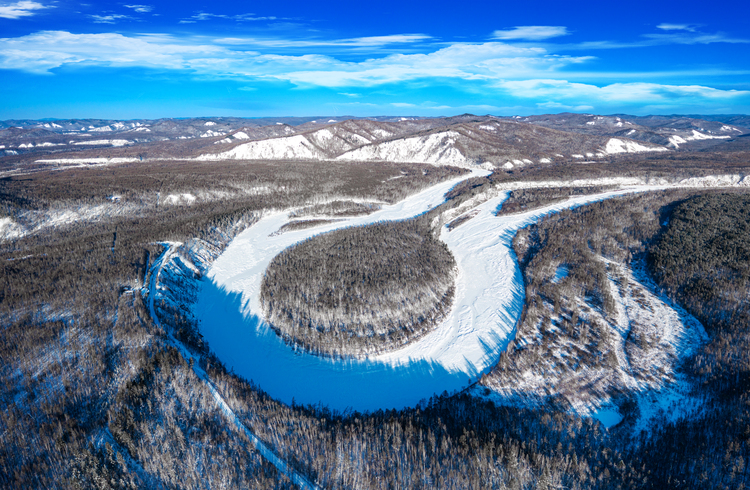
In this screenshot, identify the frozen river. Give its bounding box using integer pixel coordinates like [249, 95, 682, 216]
[194, 171, 653, 411]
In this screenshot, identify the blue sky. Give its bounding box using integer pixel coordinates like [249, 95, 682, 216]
[0, 0, 748, 119]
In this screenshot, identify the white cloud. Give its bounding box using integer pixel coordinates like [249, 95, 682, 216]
[90, 14, 132, 24]
[0, 32, 587, 85]
[124, 5, 153, 13]
[643, 32, 750, 45]
[536, 101, 594, 111]
[498, 79, 749, 104]
[657, 23, 697, 32]
[1, 30, 747, 112]
[213, 34, 431, 48]
[0, 31, 228, 73]
[277, 43, 590, 87]
[0, 0, 48, 19]
[179, 12, 277, 24]
[491, 26, 569, 41]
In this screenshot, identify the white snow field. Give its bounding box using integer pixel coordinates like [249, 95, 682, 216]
[194, 170, 669, 412]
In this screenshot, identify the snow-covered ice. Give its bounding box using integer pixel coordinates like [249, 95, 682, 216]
[194, 171, 662, 411]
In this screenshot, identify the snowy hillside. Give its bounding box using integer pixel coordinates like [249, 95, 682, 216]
[196, 118, 671, 169]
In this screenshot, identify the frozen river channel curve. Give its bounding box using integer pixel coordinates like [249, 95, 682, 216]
[194, 170, 656, 411]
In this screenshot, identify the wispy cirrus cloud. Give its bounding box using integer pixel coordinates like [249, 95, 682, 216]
[491, 26, 569, 41]
[89, 14, 133, 24]
[179, 11, 277, 24]
[643, 31, 750, 45]
[498, 79, 749, 104]
[556, 27, 749, 51]
[0, 30, 747, 112]
[214, 34, 432, 48]
[657, 23, 698, 32]
[124, 5, 153, 14]
[0, 0, 49, 19]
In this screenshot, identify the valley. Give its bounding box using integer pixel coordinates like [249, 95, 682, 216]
[2, 113, 750, 489]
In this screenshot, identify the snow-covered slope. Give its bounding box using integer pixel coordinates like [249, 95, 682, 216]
[197, 134, 325, 161]
[337, 130, 477, 167]
[604, 138, 669, 154]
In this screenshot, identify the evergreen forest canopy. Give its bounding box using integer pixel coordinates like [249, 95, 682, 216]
[261, 215, 456, 358]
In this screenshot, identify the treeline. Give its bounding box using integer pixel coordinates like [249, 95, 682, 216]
[495, 186, 614, 216]
[288, 200, 382, 219]
[210, 363, 650, 490]
[260, 214, 456, 358]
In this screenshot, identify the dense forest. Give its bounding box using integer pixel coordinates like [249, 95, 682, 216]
[2, 151, 750, 489]
[261, 215, 456, 358]
[495, 186, 614, 215]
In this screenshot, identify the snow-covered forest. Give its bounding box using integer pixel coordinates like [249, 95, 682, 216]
[2, 114, 750, 489]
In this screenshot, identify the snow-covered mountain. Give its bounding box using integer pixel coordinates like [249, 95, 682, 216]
[197, 117, 670, 169]
[4, 113, 746, 168]
[519, 113, 746, 149]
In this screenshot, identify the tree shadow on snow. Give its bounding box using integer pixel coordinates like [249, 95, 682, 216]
[195, 278, 479, 412]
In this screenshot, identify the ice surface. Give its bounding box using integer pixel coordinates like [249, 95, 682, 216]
[195, 172, 659, 411]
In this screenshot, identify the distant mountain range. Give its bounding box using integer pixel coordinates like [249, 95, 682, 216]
[2, 113, 748, 171]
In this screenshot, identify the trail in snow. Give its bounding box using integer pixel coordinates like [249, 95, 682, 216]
[145, 242, 319, 490]
[195, 169, 670, 411]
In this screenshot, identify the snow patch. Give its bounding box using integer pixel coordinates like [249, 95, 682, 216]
[163, 193, 196, 205]
[74, 139, 133, 147]
[337, 131, 476, 167]
[685, 130, 731, 141]
[0, 217, 25, 241]
[204, 121, 216, 126]
[604, 138, 668, 154]
[35, 157, 140, 165]
[668, 135, 687, 148]
[677, 174, 750, 187]
[200, 130, 226, 138]
[199, 135, 321, 161]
